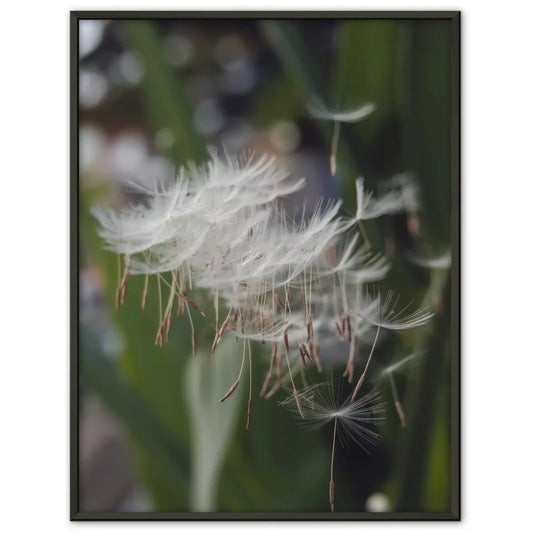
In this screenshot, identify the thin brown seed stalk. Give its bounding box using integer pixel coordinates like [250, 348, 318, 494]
[264, 381, 281, 399]
[329, 480, 335, 513]
[220, 340, 246, 402]
[118, 260, 130, 306]
[273, 291, 285, 311]
[308, 317, 314, 340]
[329, 416, 338, 512]
[346, 316, 352, 343]
[310, 342, 323, 372]
[265, 346, 283, 398]
[219, 379, 239, 402]
[389, 373, 406, 428]
[351, 325, 381, 402]
[343, 334, 357, 383]
[141, 275, 149, 311]
[298, 344, 307, 366]
[212, 310, 232, 354]
[330, 120, 340, 177]
[395, 401, 406, 428]
[260, 342, 278, 397]
[178, 292, 206, 317]
[165, 311, 172, 343]
[351, 374, 365, 403]
[155, 324, 164, 347]
[246, 399, 253, 430]
[282, 335, 304, 418]
[301, 343, 311, 361]
[292, 388, 304, 419]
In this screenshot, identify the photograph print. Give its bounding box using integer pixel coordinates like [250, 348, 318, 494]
[73, 11, 460, 519]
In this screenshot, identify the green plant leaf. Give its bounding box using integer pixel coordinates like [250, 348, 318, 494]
[80, 338, 190, 499]
[185, 340, 245, 511]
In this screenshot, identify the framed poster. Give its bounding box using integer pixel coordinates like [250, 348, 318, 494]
[72, 11, 460, 520]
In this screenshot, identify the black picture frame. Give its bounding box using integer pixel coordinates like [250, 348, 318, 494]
[71, 10, 460, 520]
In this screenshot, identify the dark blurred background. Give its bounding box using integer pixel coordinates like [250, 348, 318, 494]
[78, 17, 453, 514]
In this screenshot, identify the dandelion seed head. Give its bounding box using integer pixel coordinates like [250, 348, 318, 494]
[378, 351, 424, 380]
[280, 383, 386, 452]
[355, 177, 407, 222]
[359, 290, 434, 331]
[307, 99, 377, 123]
[408, 250, 452, 270]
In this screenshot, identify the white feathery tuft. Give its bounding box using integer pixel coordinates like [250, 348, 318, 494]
[359, 290, 434, 331]
[307, 100, 377, 123]
[280, 383, 386, 452]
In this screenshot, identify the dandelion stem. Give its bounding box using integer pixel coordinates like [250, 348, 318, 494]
[330, 121, 340, 176]
[154, 274, 163, 346]
[388, 373, 406, 428]
[283, 333, 304, 418]
[264, 345, 283, 399]
[260, 342, 277, 397]
[344, 285, 360, 383]
[212, 307, 232, 354]
[219, 340, 246, 402]
[351, 325, 381, 402]
[330, 416, 338, 512]
[118, 255, 130, 306]
[141, 274, 149, 311]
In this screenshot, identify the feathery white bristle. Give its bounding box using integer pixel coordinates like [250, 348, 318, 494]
[279, 383, 386, 452]
[307, 100, 377, 123]
[355, 177, 409, 222]
[359, 290, 434, 331]
[408, 250, 452, 270]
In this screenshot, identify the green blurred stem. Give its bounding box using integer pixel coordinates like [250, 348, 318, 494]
[394, 273, 451, 511]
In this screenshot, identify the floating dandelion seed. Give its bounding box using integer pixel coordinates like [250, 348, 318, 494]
[351, 291, 433, 402]
[307, 99, 376, 176]
[280, 383, 385, 512]
[306, 100, 377, 123]
[359, 290, 434, 331]
[379, 351, 423, 378]
[407, 250, 452, 270]
[355, 177, 408, 222]
[377, 351, 424, 427]
[352, 177, 408, 248]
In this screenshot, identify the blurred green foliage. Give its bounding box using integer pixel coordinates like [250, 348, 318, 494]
[79, 17, 454, 514]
